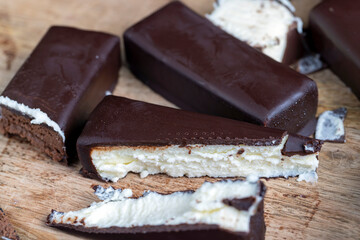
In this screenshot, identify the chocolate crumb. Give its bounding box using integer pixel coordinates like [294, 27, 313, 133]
[237, 149, 245, 155]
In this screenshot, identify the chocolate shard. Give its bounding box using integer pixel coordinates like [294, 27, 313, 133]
[206, 0, 305, 64]
[124, 1, 318, 136]
[0, 208, 20, 240]
[77, 96, 322, 182]
[293, 54, 326, 75]
[47, 180, 266, 240]
[0, 26, 121, 163]
[309, 0, 360, 99]
[315, 107, 347, 143]
[222, 197, 256, 211]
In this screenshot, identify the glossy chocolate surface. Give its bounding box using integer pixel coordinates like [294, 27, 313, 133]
[77, 96, 322, 179]
[1, 26, 121, 162]
[124, 2, 318, 135]
[309, 0, 360, 99]
[282, 25, 305, 65]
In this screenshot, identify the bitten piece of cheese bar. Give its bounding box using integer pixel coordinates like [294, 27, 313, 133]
[0, 26, 121, 163]
[78, 96, 322, 182]
[47, 180, 266, 240]
[207, 0, 304, 64]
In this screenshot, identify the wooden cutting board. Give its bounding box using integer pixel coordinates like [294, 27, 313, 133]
[0, 0, 359, 239]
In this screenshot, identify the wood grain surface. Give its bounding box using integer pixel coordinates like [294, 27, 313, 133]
[0, 1, 359, 239]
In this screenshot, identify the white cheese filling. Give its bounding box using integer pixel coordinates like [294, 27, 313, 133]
[206, 0, 302, 62]
[48, 180, 263, 233]
[0, 96, 65, 141]
[91, 135, 319, 182]
[315, 110, 345, 142]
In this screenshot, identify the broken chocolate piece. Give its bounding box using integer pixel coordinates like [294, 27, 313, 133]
[77, 96, 322, 182]
[124, 1, 318, 136]
[47, 180, 266, 240]
[309, 0, 360, 99]
[0, 26, 121, 163]
[0, 208, 20, 240]
[293, 54, 326, 75]
[315, 107, 347, 143]
[206, 0, 304, 64]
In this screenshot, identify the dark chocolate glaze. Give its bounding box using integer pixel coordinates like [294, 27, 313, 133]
[77, 96, 322, 180]
[0, 26, 121, 163]
[282, 134, 323, 157]
[223, 197, 256, 211]
[309, 0, 360, 99]
[47, 181, 266, 240]
[282, 23, 305, 65]
[124, 1, 318, 136]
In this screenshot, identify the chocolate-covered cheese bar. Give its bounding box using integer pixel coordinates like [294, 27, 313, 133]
[124, 1, 318, 136]
[0, 208, 20, 240]
[309, 0, 360, 99]
[47, 180, 266, 240]
[207, 0, 304, 64]
[78, 96, 322, 182]
[0, 26, 121, 163]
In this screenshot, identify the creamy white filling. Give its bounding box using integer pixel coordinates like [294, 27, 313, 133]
[297, 171, 318, 183]
[48, 180, 263, 233]
[0, 96, 65, 141]
[91, 135, 319, 182]
[206, 0, 302, 62]
[315, 110, 345, 142]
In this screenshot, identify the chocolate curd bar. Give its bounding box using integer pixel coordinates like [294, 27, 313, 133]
[124, 1, 318, 136]
[47, 180, 266, 240]
[206, 0, 304, 64]
[78, 96, 322, 182]
[309, 0, 360, 99]
[0, 26, 121, 163]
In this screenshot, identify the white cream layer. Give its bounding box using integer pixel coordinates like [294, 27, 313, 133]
[315, 110, 345, 142]
[48, 180, 262, 233]
[206, 0, 302, 62]
[91, 135, 319, 182]
[0, 96, 65, 141]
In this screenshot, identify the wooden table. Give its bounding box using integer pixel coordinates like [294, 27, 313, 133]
[0, 1, 359, 239]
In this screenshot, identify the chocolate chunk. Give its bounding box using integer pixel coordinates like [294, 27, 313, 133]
[237, 149, 245, 155]
[309, 0, 360, 99]
[0, 208, 20, 240]
[0, 26, 121, 163]
[77, 96, 322, 182]
[223, 197, 256, 211]
[124, 2, 318, 136]
[293, 54, 326, 75]
[47, 180, 266, 240]
[282, 134, 323, 156]
[315, 107, 347, 143]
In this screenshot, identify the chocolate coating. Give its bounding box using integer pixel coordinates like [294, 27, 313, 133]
[0, 26, 121, 163]
[47, 181, 266, 240]
[124, 2, 318, 135]
[309, 0, 360, 99]
[77, 96, 322, 180]
[282, 24, 305, 65]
